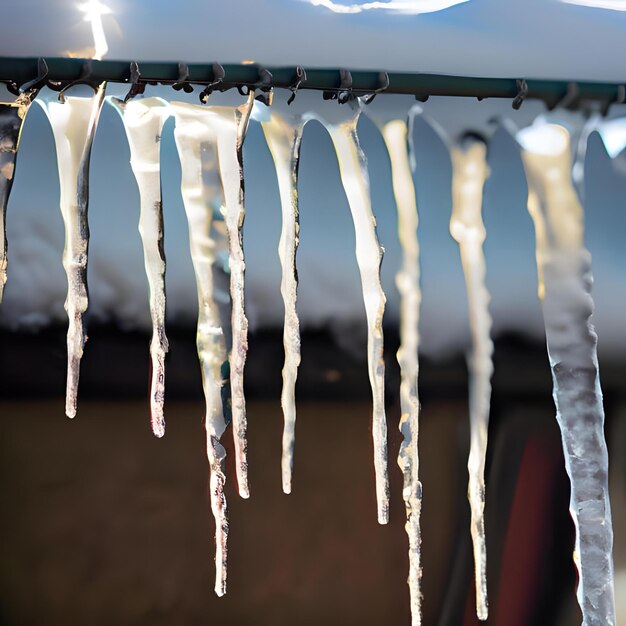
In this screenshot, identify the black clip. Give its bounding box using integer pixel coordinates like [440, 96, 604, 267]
[287, 66, 307, 105]
[362, 71, 389, 105]
[58, 60, 101, 103]
[512, 79, 528, 110]
[549, 82, 580, 111]
[415, 93, 429, 103]
[199, 63, 226, 104]
[254, 67, 273, 106]
[323, 69, 353, 104]
[6, 57, 48, 96]
[172, 62, 194, 93]
[123, 61, 145, 102]
[236, 67, 273, 105]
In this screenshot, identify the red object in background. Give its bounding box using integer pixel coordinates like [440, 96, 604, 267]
[463, 432, 576, 625]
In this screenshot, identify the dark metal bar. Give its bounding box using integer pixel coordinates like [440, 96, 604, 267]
[0, 56, 624, 109]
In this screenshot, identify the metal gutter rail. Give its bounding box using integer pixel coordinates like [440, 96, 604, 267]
[0, 56, 625, 111]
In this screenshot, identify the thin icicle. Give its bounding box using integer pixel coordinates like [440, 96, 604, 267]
[219, 92, 254, 499]
[260, 110, 304, 495]
[319, 104, 389, 524]
[172, 94, 254, 500]
[0, 91, 37, 303]
[38, 85, 106, 418]
[517, 121, 615, 626]
[449, 139, 492, 621]
[382, 118, 423, 624]
[109, 96, 170, 438]
[172, 101, 231, 596]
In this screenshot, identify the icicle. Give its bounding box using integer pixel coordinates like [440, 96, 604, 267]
[596, 116, 626, 176]
[172, 101, 232, 596]
[383, 118, 423, 623]
[516, 121, 615, 626]
[219, 92, 254, 499]
[259, 101, 304, 495]
[364, 94, 423, 619]
[172, 93, 254, 506]
[37, 85, 106, 418]
[449, 138, 492, 621]
[109, 97, 170, 438]
[313, 98, 390, 524]
[0, 91, 37, 303]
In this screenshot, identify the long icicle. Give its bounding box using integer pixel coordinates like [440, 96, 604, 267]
[324, 112, 390, 524]
[38, 84, 106, 418]
[109, 97, 170, 438]
[517, 121, 615, 626]
[382, 118, 423, 624]
[217, 93, 255, 499]
[172, 101, 230, 595]
[260, 111, 304, 495]
[449, 139, 492, 621]
[0, 91, 37, 303]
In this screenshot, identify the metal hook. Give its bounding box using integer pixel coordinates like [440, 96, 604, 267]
[287, 65, 307, 105]
[123, 61, 145, 102]
[6, 57, 48, 96]
[337, 69, 353, 104]
[254, 67, 273, 106]
[172, 62, 194, 93]
[58, 60, 100, 103]
[362, 71, 389, 105]
[234, 67, 272, 103]
[323, 69, 353, 104]
[549, 81, 580, 111]
[512, 79, 528, 110]
[199, 63, 226, 104]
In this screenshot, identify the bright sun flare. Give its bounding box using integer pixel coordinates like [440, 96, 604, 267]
[77, 0, 113, 60]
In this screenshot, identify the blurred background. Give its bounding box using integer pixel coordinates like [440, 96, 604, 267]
[1, 1, 626, 624]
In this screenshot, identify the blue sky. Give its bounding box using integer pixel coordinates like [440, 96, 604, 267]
[2, 0, 626, 79]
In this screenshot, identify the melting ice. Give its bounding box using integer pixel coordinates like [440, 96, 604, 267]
[449, 136, 493, 621]
[0, 91, 37, 303]
[366, 96, 423, 623]
[307, 93, 390, 524]
[172, 92, 255, 500]
[171, 98, 235, 596]
[516, 120, 615, 626]
[37, 84, 106, 419]
[255, 92, 304, 495]
[217, 91, 255, 500]
[253, 90, 390, 519]
[109, 96, 170, 438]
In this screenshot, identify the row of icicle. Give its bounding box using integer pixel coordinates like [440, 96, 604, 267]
[0, 82, 616, 625]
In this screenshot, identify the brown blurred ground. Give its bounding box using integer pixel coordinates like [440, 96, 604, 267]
[0, 399, 468, 626]
[3, 327, 624, 625]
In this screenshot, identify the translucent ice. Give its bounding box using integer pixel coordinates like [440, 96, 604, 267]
[0, 91, 38, 303]
[309, 95, 390, 524]
[172, 99, 233, 595]
[517, 120, 615, 626]
[38, 84, 106, 418]
[367, 96, 423, 622]
[172, 93, 254, 500]
[109, 96, 170, 438]
[449, 137, 492, 621]
[257, 93, 304, 494]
